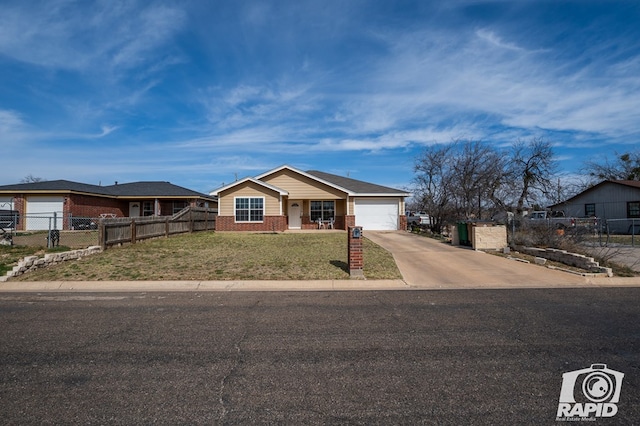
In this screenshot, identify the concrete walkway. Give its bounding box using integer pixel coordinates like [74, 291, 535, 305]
[1, 231, 639, 292]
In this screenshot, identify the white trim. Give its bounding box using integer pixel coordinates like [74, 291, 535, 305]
[211, 177, 288, 196]
[233, 196, 266, 223]
[352, 192, 411, 197]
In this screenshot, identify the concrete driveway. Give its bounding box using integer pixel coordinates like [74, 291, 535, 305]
[365, 231, 588, 288]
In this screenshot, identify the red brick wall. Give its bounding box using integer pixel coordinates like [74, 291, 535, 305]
[67, 194, 126, 218]
[10, 195, 25, 231]
[345, 215, 356, 229]
[216, 216, 287, 232]
[399, 215, 407, 231]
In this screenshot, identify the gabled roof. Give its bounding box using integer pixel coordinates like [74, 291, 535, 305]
[253, 165, 409, 196]
[210, 177, 289, 196]
[0, 180, 216, 201]
[306, 170, 410, 196]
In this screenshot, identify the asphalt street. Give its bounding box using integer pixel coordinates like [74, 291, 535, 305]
[0, 289, 639, 425]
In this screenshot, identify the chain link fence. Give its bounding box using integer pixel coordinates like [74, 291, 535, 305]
[1, 208, 217, 249]
[507, 216, 599, 247]
[0, 214, 100, 249]
[600, 219, 639, 247]
[506, 216, 639, 273]
[508, 217, 640, 248]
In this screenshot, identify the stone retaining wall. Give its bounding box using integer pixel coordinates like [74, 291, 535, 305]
[3, 246, 102, 281]
[515, 246, 613, 277]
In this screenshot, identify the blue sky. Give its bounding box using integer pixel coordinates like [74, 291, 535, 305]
[1, 0, 639, 194]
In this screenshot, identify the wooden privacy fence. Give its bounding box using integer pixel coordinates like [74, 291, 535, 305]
[98, 207, 216, 249]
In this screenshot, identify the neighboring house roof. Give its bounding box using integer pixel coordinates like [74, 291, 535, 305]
[217, 165, 409, 197]
[616, 180, 640, 189]
[0, 180, 216, 201]
[104, 181, 215, 199]
[550, 180, 640, 208]
[0, 180, 111, 195]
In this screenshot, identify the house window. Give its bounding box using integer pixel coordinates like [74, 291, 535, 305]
[235, 197, 264, 222]
[585, 203, 596, 217]
[310, 200, 335, 221]
[172, 201, 188, 214]
[628, 201, 640, 218]
[142, 201, 154, 216]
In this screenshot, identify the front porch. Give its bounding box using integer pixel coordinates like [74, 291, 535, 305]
[285, 199, 352, 230]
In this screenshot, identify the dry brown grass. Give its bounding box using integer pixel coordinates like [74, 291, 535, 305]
[11, 231, 402, 281]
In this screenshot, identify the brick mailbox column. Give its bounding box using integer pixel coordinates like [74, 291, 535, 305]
[347, 226, 364, 278]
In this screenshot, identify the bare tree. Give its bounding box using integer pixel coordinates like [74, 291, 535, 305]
[413, 140, 506, 232]
[507, 138, 557, 216]
[451, 140, 506, 220]
[584, 151, 640, 181]
[20, 174, 45, 183]
[413, 143, 456, 233]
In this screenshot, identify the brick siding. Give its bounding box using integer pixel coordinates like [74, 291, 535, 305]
[67, 194, 126, 218]
[216, 215, 287, 232]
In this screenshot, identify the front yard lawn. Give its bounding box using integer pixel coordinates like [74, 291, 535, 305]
[10, 232, 402, 281]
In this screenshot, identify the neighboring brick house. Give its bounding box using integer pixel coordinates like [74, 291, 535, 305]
[211, 165, 409, 231]
[0, 180, 217, 231]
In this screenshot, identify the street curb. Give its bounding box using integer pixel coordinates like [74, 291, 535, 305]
[1, 277, 639, 292]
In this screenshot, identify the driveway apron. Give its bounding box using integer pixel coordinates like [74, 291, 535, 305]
[365, 231, 588, 288]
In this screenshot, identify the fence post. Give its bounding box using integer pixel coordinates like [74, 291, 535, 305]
[131, 219, 136, 244]
[47, 217, 52, 249]
[165, 217, 170, 238]
[99, 219, 106, 250]
[189, 209, 193, 233]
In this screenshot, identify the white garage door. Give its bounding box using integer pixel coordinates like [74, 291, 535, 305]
[26, 196, 64, 230]
[354, 198, 399, 230]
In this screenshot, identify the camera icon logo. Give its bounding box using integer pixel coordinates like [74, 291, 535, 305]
[557, 364, 624, 420]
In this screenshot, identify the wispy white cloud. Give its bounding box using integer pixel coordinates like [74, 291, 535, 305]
[1, 0, 639, 190]
[475, 29, 524, 52]
[0, 0, 186, 72]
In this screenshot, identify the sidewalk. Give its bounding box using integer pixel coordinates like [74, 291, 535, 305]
[1, 276, 639, 292]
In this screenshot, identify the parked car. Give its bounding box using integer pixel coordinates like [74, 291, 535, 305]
[406, 211, 431, 229]
[528, 210, 598, 230]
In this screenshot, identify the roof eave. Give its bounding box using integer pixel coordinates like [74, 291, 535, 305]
[353, 192, 411, 197]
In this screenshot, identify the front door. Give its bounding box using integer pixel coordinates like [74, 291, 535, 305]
[129, 202, 141, 217]
[289, 201, 301, 229]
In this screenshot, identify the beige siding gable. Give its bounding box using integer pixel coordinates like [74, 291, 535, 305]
[218, 181, 281, 216]
[261, 169, 347, 199]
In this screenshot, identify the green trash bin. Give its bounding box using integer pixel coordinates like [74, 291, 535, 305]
[457, 222, 469, 246]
